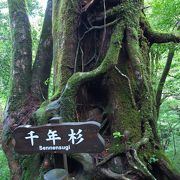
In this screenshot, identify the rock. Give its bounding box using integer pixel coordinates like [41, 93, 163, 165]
[44, 168, 68, 180]
[46, 99, 60, 117]
[48, 117, 63, 124]
[71, 153, 94, 172]
[109, 156, 124, 174]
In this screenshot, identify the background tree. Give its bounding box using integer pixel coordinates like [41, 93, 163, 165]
[0, 0, 43, 104]
[145, 0, 180, 169]
[1, 0, 180, 179]
[0, 1, 11, 104]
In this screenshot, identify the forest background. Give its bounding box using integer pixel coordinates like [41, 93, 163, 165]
[0, 0, 179, 179]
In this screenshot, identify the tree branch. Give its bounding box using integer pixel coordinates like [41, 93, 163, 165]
[140, 16, 180, 44]
[156, 47, 175, 117]
[31, 0, 53, 101]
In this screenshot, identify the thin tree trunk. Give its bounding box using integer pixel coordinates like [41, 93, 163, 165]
[31, 0, 53, 101]
[3, 0, 32, 179]
[2, 1, 53, 179]
[7, 0, 32, 110]
[156, 47, 175, 117]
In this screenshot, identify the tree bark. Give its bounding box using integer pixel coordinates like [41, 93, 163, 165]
[2, 1, 32, 179]
[31, 0, 53, 101]
[7, 0, 32, 110]
[2, 0, 180, 179]
[156, 47, 175, 118]
[2, 1, 53, 179]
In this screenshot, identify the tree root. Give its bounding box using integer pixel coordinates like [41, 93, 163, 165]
[100, 168, 132, 180]
[134, 121, 151, 150]
[153, 159, 180, 180]
[126, 149, 156, 180]
[96, 153, 115, 166]
[95, 141, 156, 180]
[46, 23, 125, 121]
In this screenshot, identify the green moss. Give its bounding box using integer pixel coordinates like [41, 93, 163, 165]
[52, 0, 79, 91]
[49, 90, 60, 101]
[108, 68, 142, 142]
[21, 155, 41, 180]
[56, 23, 125, 121]
[138, 147, 175, 172]
[110, 141, 127, 154]
[34, 100, 49, 125]
[0, 148, 10, 179]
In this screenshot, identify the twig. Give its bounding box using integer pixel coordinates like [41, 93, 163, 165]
[95, 0, 107, 66]
[80, 46, 84, 72]
[172, 130, 177, 158]
[167, 122, 177, 158]
[82, 21, 89, 30]
[85, 32, 97, 67]
[142, 6, 151, 10]
[88, 4, 122, 24]
[114, 66, 136, 108]
[82, 0, 95, 12]
[39, 80, 46, 101]
[85, 51, 97, 67]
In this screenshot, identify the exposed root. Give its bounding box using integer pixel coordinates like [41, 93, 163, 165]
[100, 168, 132, 180]
[96, 153, 115, 167]
[126, 149, 156, 180]
[81, 0, 96, 12]
[135, 121, 151, 150]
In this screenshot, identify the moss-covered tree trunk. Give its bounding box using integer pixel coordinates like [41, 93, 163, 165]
[2, 0, 180, 179]
[2, 0, 53, 179]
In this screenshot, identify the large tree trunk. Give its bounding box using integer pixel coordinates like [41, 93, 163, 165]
[2, 0, 53, 179]
[2, 0, 180, 179]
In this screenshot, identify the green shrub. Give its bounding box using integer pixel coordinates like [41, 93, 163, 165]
[0, 147, 10, 180]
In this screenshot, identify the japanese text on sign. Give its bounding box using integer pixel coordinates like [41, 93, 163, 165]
[25, 129, 84, 146]
[13, 121, 105, 154]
